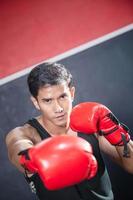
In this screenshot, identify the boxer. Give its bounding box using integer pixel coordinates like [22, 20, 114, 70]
[6, 62, 133, 200]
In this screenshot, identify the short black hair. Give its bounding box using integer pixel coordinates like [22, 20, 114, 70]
[27, 62, 73, 98]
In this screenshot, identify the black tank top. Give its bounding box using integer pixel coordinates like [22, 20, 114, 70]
[25, 118, 114, 200]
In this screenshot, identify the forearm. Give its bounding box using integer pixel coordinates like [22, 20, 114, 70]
[9, 140, 33, 172]
[116, 140, 133, 173]
[6, 132, 34, 173]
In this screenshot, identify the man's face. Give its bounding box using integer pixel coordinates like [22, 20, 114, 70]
[31, 82, 75, 128]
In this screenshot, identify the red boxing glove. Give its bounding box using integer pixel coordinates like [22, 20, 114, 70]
[19, 135, 98, 190]
[70, 102, 130, 157]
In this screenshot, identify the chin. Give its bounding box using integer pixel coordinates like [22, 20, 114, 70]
[56, 120, 68, 127]
[54, 115, 68, 127]
[58, 121, 67, 127]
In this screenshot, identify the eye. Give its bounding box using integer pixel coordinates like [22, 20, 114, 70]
[45, 99, 51, 102]
[42, 99, 52, 104]
[60, 94, 67, 99]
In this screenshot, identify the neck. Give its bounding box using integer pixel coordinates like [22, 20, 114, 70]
[37, 116, 69, 136]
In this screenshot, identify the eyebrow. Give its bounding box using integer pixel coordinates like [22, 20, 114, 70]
[41, 97, 52, 101]
[41, 92, 67, 101]
[58, 92, 68, 98]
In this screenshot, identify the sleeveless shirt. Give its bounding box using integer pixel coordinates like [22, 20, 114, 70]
[24, 118, 114, 200]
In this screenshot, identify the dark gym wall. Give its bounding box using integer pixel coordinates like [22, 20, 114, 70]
[0, 30, 133, 200]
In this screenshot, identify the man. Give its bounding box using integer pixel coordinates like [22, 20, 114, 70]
[6, 62, 133, 200]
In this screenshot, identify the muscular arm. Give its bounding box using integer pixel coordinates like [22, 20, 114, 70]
[98, 135, 133, 173]
[5, 126, 35, 173]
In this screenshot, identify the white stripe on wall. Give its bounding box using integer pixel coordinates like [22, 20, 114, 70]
[0, 23, 133, 86]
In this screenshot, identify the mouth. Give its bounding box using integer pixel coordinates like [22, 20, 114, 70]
[55, 113, 66, 119]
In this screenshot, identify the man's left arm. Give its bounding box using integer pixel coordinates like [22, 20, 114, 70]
[98, 135, 133, 173]
[70, 102, 133, 174]
[116, 140, 133, 173]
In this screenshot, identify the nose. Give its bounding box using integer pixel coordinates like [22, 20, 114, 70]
[54, 101, 63, 113]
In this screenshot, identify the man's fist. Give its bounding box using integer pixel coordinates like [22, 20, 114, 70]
[19, 135, 98, 190]
[70, 102, 130, 147]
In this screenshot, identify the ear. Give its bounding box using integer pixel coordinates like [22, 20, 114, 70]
[30, 96, 40, 110]
[70, 86, 75, 101]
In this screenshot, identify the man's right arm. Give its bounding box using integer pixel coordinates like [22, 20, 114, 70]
[6, 131, 98, 190]
[5, 127, 34, 173]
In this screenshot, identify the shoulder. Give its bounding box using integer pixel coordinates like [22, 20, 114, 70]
[6, 124, 31, 138]
[5, 123, 39, 146]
